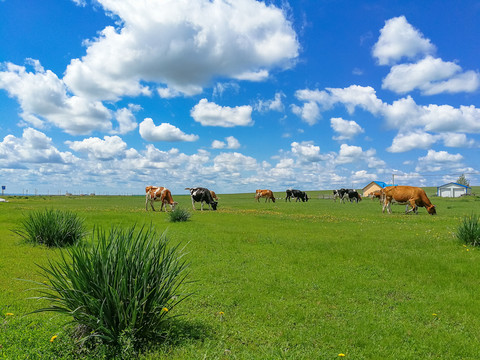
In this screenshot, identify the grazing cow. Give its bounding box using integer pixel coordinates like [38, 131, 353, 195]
[371, 190, 384, 201]
[145, 186, 178, 212]
[286, 189, 309, 202]
[255, 189, 276, 203]
[382, 185, 436, 215]
[185, 187, 218, 211]
[346, 189, 362, 203]
[210, 190, 219, 201]
[333, 188, 351, 203]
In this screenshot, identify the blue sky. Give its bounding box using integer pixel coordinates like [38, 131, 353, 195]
[0, 0, 479, 195]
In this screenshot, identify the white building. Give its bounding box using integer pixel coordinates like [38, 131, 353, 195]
[437, 182, 471, 198]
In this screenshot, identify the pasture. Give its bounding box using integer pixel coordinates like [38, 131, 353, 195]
[1, 189, 480, 359]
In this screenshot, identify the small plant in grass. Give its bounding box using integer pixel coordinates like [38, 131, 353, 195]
[32, 225, 190, 353]
[456, 213, 480, 246]
[13, 208, 86, 247]
[168, 207, 191, 222]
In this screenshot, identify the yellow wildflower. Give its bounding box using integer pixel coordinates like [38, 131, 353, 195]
[50, 335, 58, 343]
[5, 313, 14, 316]
[432, 313, 437, 316]
[219, 311, 225, 316]
[162, 307, 168, 312]
[338, 354, 346, 357]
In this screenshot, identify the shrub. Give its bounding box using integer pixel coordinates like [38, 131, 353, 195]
[456, 213, 480, 246]
[168, 207, 191, 222]
[13, 208, 86, 247]
[33, 225, 190, 352]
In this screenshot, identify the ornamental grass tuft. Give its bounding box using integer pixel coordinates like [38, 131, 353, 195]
[13, 208, 86, 247]
[33, 225, 190, 351]
[168, 207, 191, 222]
[456, 213, 480, 246]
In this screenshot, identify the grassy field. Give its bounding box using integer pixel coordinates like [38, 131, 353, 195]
[1, 189, 480, 359]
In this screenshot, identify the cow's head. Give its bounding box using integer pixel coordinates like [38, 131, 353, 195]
[171, 201, 179, 211]
[211, 201, 218, 210]
[427, 204, 436, 215]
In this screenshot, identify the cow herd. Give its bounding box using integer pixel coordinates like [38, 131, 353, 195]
[145, 184, 436, 215]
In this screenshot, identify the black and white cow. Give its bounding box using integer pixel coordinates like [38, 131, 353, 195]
[333, 188, 349, 203]
[185, 187, 218, 211]
[346, 189, 362, 203]
[286, 189, 309, 202]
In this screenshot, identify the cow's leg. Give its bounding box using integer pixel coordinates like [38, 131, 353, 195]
[405, 200, 417, 214]
[200, 201, 204, 211]
[161, 201, 166, 212]
[146, 197, 149, 211]
[382, 199, 391, 214]
[191, 197, 196, 210]
[151, 200, 156, 211]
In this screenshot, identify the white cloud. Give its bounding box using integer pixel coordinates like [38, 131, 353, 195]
[292, 86, 384, 125]
[212, 152, 258, 173]
[112, 105, 139, 134]
[225, 136, 241, 149]
[440, 133, 476, 148]
[416, 149, 463, 172]
[336, 144, 364, 164]
[139, 118, 199, 142]
[211, 140, 226, 149]
[255, 92, 285, 112]
[0, 61, 142, 135]
[330, 117, 364, 140]
[372, 16, 435, 65]
[66, 136, 128, 160]
[63, 0, 299, 100]
[387, 131, 438, 153]
[382, 56, 480, 95]
[0, 128, 76, 166]
[291, 141, 323, 162]
[191, 99, 253, 127]
[211, 136, 241, 150]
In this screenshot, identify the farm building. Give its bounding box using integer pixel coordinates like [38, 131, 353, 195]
[437, 182, 471, 197]
[362, 181, 392, 197]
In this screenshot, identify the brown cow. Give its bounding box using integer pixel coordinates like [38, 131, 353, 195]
[210, 190, 219, 201]
[145, 186, 178, 212]
[382, 185, 436, 215]
[255, 189, 275, 203]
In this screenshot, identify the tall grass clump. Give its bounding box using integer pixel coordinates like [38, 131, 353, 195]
[456, 213, 480, 246]
[33, 225, 190, 353]
[168, 207, 191, 222]
[13, 208, 85, 247]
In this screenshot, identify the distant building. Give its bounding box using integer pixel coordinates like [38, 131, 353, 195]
[362, 181, 392, 197]
[437, 182, 471, 197]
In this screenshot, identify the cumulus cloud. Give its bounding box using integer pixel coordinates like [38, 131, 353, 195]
[382, 56, 480, 95]
[66, 136, 128, 160]
[387, 131, 438, 153]
[255, 92, 285, 112]
[213, 152, 257, 173]
[292, 85, 384, 125]
[416, 149, 463, 172]
[191, 99, 253, 127]
[291, 141, 323, 162]
[0, 128, 75, 166]
[63, 0, 299, 100]
[374, 17, 479, 96]
[211, 136, 241, 150]
[336, 144, 364, 164]
[372, 16, 435, 65]
[330, 117, 364, 140]
[139, 118, 199, 142]
[0, 61, 115, 135]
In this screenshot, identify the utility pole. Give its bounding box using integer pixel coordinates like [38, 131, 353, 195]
[392, 174, 395, 186]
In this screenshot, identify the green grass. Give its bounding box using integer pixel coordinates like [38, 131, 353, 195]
[1, 190, 480, 359]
